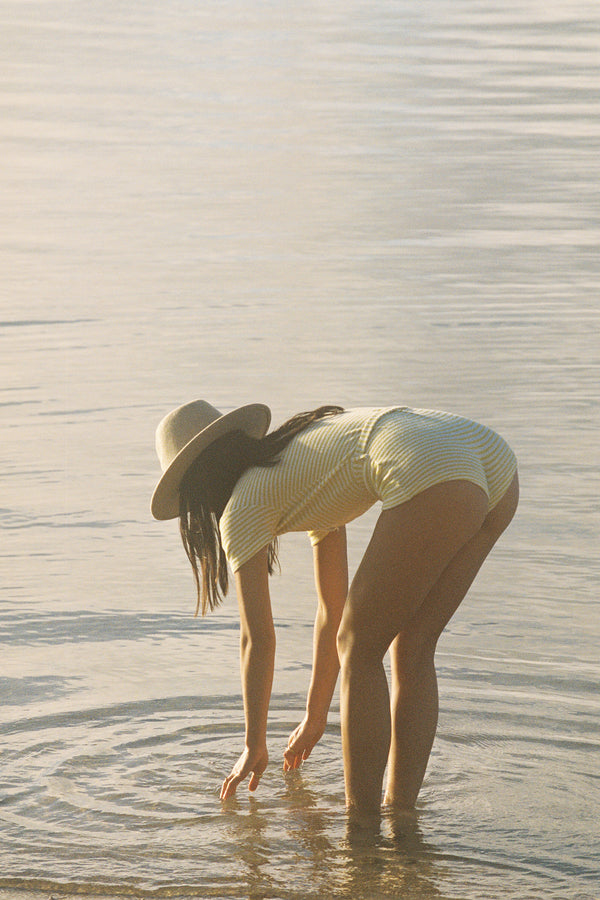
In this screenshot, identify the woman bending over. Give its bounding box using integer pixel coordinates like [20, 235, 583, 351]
[151, 400, 518, 818]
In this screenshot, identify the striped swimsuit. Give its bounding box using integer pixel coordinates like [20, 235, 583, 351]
[219, 407, 517, 571]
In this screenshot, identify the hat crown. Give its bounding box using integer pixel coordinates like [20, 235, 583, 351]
[151, 400, 271, 520]
[156, 400, 222, 472]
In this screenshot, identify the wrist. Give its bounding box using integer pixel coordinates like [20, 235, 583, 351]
[305, 706, 328, 728]
[245, 733, 268, 752]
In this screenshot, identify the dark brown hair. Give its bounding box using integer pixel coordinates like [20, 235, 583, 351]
[179, 405, 344, 616]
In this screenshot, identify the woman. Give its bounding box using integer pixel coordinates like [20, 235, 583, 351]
[151, 400, 518, 818]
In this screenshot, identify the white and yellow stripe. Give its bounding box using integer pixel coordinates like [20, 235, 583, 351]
[219, 407, 517, 571]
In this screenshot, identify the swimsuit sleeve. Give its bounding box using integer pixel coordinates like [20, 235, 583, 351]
[306, 527, 337, 546]
[219, 503, 277, 573]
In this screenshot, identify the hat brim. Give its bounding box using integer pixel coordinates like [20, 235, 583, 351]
[151, 403, 271, 520]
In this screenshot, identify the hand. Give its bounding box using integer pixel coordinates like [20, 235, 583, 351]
[220, 744, 269, 800]
[283, 714, 325, 772]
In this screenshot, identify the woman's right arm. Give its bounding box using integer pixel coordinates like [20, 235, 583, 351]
[220, 547, 275, 799]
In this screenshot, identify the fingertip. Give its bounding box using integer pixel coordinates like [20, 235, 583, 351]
[220, 778, 236, 801]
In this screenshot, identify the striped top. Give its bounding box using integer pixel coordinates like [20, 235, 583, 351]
[220, 407, 385, 571]
[219, 406, 516, 571]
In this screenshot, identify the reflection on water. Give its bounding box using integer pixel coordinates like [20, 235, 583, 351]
[0, 683, 596, 897]
[218, 776, 447, 900]
[1, 0, 599, 898]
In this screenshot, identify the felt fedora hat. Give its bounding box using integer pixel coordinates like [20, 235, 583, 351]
[151, 400, 271, 520]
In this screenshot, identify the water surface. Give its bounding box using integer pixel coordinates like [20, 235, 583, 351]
[1, 1, 599, 898]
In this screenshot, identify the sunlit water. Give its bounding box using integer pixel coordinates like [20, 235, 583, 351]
[1, 1, 599, 898]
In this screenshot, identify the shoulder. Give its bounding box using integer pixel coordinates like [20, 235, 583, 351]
[220, 479, 276, 539]
[220, 480, 279, 573]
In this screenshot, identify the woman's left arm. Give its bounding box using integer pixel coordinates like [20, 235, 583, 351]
[284, 526, 348, 771]
[220, 547, 275, 800]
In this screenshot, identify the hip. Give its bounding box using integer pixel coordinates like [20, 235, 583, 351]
[363, 407, 517, 511]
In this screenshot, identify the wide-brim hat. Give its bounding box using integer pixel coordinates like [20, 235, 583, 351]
[151, 399, 271, 520]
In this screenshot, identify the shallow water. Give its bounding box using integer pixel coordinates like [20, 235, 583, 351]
[1, 1, 599, 898]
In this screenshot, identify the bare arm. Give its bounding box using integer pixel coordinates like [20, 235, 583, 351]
[220, 547, 275, 799]
[284, 526, 348, 771]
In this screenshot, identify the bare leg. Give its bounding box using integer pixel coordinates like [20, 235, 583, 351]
[336, 479, 492, 817]
[339, 652, 391, 818]
[386, 637, 438, 810]
[385, 472, 520, 808]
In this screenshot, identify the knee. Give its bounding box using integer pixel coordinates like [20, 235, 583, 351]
[336, 581, 365, 661]
[336, 598, 388, 669]
[392, 630, 437, 676]
[336, 616, 358, 666]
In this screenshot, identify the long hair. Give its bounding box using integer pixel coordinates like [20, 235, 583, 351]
[179, 405, 344, 616]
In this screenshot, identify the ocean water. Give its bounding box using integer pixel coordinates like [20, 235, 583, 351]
[1, 1, 599, 898]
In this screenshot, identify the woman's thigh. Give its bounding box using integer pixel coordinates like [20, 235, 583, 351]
[338, 479, 489, 659]
[390, 469, 520, 668]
